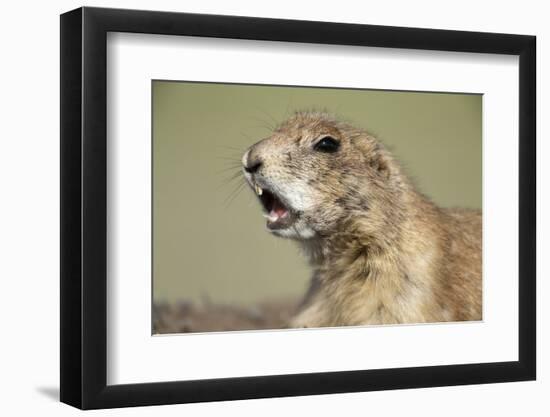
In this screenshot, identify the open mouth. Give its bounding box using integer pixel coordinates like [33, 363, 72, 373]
[253, 184, 297, 230]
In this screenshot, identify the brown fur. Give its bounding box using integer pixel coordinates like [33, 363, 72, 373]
[242, 111, 482, 327]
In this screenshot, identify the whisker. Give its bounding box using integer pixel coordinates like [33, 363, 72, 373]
[224, 181, 247, 208]
[215, 151, 244, 160]
[256, 108, 279, 129]
[216, 159, 243, 168]
[217, 171, 245, 189]
[223, 178, 245, 198]
[249, 115, 275, 131]
[218, 160, 243, 166]
[216, 156, 242, 162]
[216, 165, 243, 174]
[216, 145, 245, 153]
[292, 223, 300, 238]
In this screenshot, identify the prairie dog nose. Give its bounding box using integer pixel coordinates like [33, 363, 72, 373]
[244, 160, 262, 174]
[242, 149, 263, 174]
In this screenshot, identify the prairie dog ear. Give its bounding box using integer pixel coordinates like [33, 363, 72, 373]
[353, 133, 394, 179]
[370, 149, 392, 179]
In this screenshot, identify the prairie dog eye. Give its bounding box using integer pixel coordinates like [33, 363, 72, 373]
[314, 136, 340, 153]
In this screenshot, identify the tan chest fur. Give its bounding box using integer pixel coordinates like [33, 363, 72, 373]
[291, 203, 482, 328]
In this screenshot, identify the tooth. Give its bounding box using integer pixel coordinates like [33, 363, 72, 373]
[263, 212, 278, 222]
[255, 184, 263, 196]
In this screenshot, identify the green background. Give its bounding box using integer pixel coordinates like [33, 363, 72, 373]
[153, 81, 482, 306]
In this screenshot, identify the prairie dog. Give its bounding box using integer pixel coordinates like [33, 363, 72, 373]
[242, 112, 481, 327]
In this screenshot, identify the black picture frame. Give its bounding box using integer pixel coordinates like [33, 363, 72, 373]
[60, 6, 536, 410]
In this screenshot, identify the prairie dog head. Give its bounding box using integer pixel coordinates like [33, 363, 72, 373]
[242, 112, 403, 240]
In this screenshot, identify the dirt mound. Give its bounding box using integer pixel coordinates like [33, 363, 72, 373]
[153, 298, 299, 334]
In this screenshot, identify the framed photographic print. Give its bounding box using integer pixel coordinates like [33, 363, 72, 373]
[60, 6, 536, 409]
